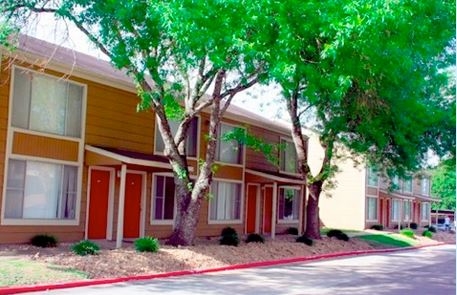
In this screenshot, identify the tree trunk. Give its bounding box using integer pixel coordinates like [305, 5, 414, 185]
[305, 181, 323, 239]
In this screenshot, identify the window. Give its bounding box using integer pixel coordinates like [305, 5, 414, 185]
[391, 199, 401, 222]
[403, 177, 412, 193]
[280, 139, 297, 173]
[4, 159, 77, 220]
[421, 177, 430, 196]
[155, 117, 199, 157]
[367, 166, 379, 187]
[392, 175, 400, 191]
[366, 197, 378, 221]
[209, 181, 241, 221]
[421, 202, 430, 221]
[278, 188, 300, 221]
[216, 123, 243, 165]
[403, 201, 411, 221]
[12, 68, 83, 138]
[152, 175, 176, 222]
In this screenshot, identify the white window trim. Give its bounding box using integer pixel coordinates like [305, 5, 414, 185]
[207, 178, 244, 225]
[153, 116, 201, 160]
[366, 167, 379, 188]
[151, 172, 176, 226]
[1, 66, 87, 226]
[277, 185, 301, 224]
[421, 202, 430, 222]
[403, 200, 412, 222]
[365, 195, 379, 222]
[279, 137, 300, 176]
[391, 199, 402, 222]
[215, 122, 246, 167]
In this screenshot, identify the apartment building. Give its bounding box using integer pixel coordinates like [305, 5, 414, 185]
[0, 36, 307, 246]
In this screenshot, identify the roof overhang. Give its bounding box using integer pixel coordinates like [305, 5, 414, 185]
[245, 168, 305, 185]
[413, 194, 441, 202]
[379, 190, 415, 200]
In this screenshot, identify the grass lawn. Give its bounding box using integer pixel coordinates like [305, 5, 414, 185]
[0, 256, 87, 287]
[357, 233, 417, 248]
[320, 228, 363, 235]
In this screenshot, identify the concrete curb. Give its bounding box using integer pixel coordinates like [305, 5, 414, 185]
[0, 242, 447, 295]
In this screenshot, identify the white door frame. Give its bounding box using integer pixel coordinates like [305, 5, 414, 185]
[85, 166, 115, 240]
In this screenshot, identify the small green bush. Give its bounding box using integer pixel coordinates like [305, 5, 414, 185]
[335, 232, 350, 241]
[422, 230, 433, 238]
[245, 233, 265, 244]
[400, 228, 415, 239]
[134, 236, 160, 252]
[220, 227, 239, 246]
[296, 235, 313, 246]
[286, 227, 299, 235]
[71, 240, 100, 256]
[410, 222, 418, 230]
[426, 225, 437, 233]
[370, 224, 384, 231]
[30, 234, 58, 248]
[326, 229, 344, 238]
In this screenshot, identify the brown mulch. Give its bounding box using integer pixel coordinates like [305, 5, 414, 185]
[0, 232, 454, 280]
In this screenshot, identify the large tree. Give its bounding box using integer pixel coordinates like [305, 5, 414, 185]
[431, 158, 456, 211]
[263, 0, 456, 238]
[1, 0, 273, 245]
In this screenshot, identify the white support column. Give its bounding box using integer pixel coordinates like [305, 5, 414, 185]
[298, 185, 304, 234]
[271, 182, 278, 239]
[116, 164, 127, 249]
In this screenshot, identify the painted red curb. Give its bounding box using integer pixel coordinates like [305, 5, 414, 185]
[0, 242, 448, 295]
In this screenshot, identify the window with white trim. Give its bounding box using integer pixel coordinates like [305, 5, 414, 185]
[366, 197, 378, 221]
[421, 202, 430, 221]
[216, 123, 244, 165]
[209, 181, 241, 221]
[392, 175, 400, 191]
[152, 175, 176, 221]
[4, 159, 77, 220]
[278, 188, 300, 221]
[155, 117, 199, 157]
[391, 199, 401, 222]
[421, 177, 430, 196]
[403, 201, 411, 221]
[403, 177, 412, 193]
[280, 139, 297, 173]
[367, 166, 378, 187]
[12, 68, 83, 138]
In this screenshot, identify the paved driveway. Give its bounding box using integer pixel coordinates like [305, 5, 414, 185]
[29, 244, 455, 295]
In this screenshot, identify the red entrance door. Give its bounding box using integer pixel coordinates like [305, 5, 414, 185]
[263, 186, 273, 234]
[123, 173, 142, 238]
[88, 170, 110, 239]
[246, 185, 258, 233]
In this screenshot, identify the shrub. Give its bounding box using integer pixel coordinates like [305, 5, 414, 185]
[422, 230, 433, 238]
[30, 234, 58, 248]
[427, 225, 437, 233]
[326, 229, 344, 238]
[220, 227, 239, 246]
[286, 227, 299, 235]
[71, 240, 100, 256]
[245, 233, 265, 244]
[335, 232, 350, 241]
[393, 224, 404, 230]
[370, 224, 384, 231]
[134, 236, 160, 253]
[400, 229, 415, 239]
[410, 222, 418, 230]
[296, 234, 313, 246]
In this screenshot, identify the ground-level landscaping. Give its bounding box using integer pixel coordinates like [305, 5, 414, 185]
[0, 230, 454, 287]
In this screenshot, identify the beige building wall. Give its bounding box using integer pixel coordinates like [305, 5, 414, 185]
[305, 130, 366, 230]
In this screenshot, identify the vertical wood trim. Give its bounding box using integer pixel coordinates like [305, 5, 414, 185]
[271, 182, 278, 239]
[116, 164, 127, 248]
[298, 185, 304, 234]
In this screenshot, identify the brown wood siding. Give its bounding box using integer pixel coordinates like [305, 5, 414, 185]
[12, 132, 79, 161]
[213, 165, 243, 180]
[85, 82, 155, 154]
[245, 125, 280, 173]
[366, 186, 378, 196]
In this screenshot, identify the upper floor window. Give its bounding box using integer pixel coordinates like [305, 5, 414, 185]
[391, 199, 401, 222]
[209, 181, 242, 221]
[216, 123, 244, 165]
[155, 117, 199, 157]
[4, 159, 77, 220]
[366, 196, 378, 221]
[392, 175, 400, 191]
[403, 177, 413, 193]
[421, 177, 430, 196]
[421, 202, 430, 221]
[280, 139, 297, 173]
[11, 68, 84, 138]
[403, 201, 411, 221]
[367, 166, 379, 187]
